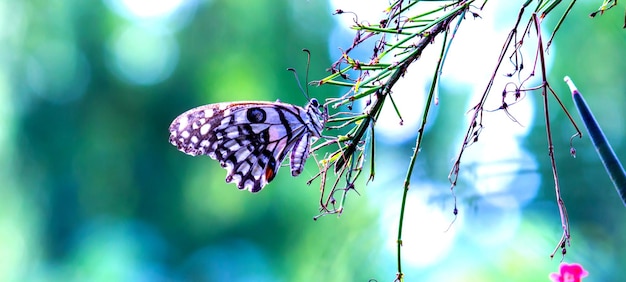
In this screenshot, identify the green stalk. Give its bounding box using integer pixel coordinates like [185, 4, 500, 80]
[564, 76, 626, 207]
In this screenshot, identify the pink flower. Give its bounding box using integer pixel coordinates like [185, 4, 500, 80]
[549, 263, 588, 282]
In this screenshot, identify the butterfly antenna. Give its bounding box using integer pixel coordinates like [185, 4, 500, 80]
[287, 67, 309, 100]
[303, 48, 311, 99]
[287, 49, 313, 101]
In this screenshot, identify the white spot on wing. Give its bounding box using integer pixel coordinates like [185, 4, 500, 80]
[224, 140, 240, 152]
[223, 160, 234, 173]
[178, 116, 189, 131]
[200, 140, 210, 148]
[230, 174, 242, 185]
[200, 123, 211, 135]
[238, 161, 251, 174]
[244, 179, 255, 190]
[236, 149, 252, 162]
[205, 109, 214, 118]
[226, 129, 239, 139]
[251, 165, 263, 180]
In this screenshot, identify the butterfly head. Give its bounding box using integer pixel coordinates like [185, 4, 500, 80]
[310, 98, 319, 108]
[305, 98, 327, 134]
[307, 98, 327, 117]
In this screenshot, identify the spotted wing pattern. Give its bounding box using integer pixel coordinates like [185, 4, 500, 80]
[169, 99, 325, 192]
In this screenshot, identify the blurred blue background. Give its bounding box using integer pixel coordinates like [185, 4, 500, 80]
[1, 0, 625, 281]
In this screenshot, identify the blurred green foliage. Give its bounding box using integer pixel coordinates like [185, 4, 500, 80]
[1, 1, 625, 281]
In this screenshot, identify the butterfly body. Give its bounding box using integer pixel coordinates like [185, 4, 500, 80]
[169, 99, 325, 192]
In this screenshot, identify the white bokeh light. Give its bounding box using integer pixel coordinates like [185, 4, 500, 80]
[362, 65, 430, 145]
[121, 0, 183, 18]
[103, 0, 200, 33]
[381, 186, 462, 268]
[107, 25, 179, 86]
[103, 0, 202, 85]
[105, 0, 185, 19]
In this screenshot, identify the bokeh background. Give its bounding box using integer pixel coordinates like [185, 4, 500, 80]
[1, 0, 625, 281]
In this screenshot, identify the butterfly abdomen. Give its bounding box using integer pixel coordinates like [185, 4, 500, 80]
[289, 133, 311, 176]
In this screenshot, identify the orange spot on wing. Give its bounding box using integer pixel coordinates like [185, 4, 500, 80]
[265, 166, 276, 182]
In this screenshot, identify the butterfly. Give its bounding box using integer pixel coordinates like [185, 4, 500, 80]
[169, 99, 326, 193]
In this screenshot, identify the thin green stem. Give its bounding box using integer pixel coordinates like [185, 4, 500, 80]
[395, 12, 459, 280]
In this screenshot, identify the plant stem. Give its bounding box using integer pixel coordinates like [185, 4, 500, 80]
[564, 76, 626, 207]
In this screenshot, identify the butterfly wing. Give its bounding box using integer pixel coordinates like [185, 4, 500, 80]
[169, 101, 315, 192]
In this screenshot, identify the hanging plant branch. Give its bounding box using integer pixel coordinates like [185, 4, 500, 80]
[446, 1, 584, 261]
[311, 1, 472, 219]
[310, 0, 592, 279]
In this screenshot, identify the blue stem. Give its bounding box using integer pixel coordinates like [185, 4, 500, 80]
[565, 76, 626, 207]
